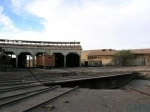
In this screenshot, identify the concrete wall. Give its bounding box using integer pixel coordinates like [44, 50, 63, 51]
[3, 47, 81, 56]
[2, 47, 81, 68]
[144, 57, 150, 65]
[81, 50, 91, 61]
[101, 58, 114, 66]
[87, 56, 114, 66]
[125, 59, 145, 66]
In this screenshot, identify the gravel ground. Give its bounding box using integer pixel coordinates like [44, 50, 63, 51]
[1, 66, 150, 77]
[0, 66, 150, 112]
[33, 87, 150, 112]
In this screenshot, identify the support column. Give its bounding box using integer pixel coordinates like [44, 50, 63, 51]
[16, 55, 18, 68]
[64, 55, 66, 67]
[29, 55, 30, 67]
[32, 55, 35, 67]
[79, 56, 81, 67]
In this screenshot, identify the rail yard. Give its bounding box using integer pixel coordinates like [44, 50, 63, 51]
[1, 0, 150, 111]
[0, 66, 150, 112]
[0, 39, 150, 111]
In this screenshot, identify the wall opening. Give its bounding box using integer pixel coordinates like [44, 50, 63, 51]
[18, 52, 31, 68]
[3, 52, 15, 68]
[66, 53, 80, 67]
[53, 53, 64, 67]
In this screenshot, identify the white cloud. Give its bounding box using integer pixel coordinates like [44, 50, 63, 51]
[10, 0, 31, 17]
[1, 0, 150, 50]
[0, 6, 17, 33]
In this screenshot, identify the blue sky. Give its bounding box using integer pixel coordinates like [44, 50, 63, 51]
[0, 0, 45, 31]
[0, 0, 150, 50]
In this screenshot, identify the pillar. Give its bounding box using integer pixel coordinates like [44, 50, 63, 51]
[79, 56, 81, 67]
[32, 55, 35, 67]
[16, 55, 18, 68]
[29, 55, 30, 67]
[64, 55, 66, 67]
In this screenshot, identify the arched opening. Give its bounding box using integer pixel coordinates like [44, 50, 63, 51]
[53, 53, 64, 67]
[18, 52, 31, 68]
[66, 53, 80, 67]
[2, 55, 6, 60]
[3, 51, 15, 68]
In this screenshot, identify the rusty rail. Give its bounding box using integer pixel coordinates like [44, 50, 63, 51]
[0, 86, 59, 108]
[22, 63, 43, 85]
[23, 86, 79, 112]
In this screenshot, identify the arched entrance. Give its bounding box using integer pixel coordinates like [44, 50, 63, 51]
[3, 51, 15, 67]
[18, 52, 31, 68]
[66, 53, 80, 67]
[53, 53, 64, 67]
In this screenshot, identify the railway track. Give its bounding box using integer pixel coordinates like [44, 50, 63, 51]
[0, 84, 44, 93]
[0, 78, 79, 112]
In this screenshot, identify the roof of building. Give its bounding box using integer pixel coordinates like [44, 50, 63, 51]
[0, 39, 82, 50]
[87, 49, 150, 56]
[88, 50, 117, 56]
[0, 44, 82, 50]
[130, 49, 150, 54]
[0, 39, 80, 45]
[82, 49, 115, 52]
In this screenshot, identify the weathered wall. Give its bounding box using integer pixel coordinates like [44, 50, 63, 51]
[81, 50, 91, 61]
[87, 56, 114, 66]
[125, 59, 145, 66]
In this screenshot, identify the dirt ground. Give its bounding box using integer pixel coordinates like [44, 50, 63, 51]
[1, 66, 150, 78]
[32, 86, 150, 112]
[0, 66, 150, 112]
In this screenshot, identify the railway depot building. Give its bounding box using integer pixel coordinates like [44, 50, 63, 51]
[81, 49, 116, 66]
[81, 49, 150, 66]
[0, 39, 82, 68]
